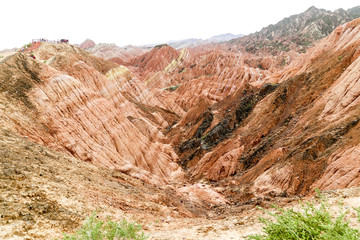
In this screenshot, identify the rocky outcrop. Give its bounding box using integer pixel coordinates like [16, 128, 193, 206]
[0, 44, 185, 186]
[0, 129, 225, 239]
[89, 43, 150, 64]
[127, 46, 271, 114]
[169, 18, 360, 200]
[130, 44, 180, 74]
[229, 6, 360, 55]
[79, 39, 96, 49]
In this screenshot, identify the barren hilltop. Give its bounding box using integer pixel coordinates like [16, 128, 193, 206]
[1, 6, 360, 240]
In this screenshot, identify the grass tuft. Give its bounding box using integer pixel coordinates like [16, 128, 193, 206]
[58, 212, 148, 240]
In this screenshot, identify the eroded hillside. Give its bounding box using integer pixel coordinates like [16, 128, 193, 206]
[229, 5, 360, 55]
[1, 16, 360, 240]
[161, 18, 360, 201]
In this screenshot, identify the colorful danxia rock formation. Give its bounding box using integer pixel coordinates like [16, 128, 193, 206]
[1, 7, 360, 240]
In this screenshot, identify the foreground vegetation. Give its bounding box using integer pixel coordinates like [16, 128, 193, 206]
[249, 192, 360, 240]
[56, 192, 360, 240]
[58, 213, 147, 240]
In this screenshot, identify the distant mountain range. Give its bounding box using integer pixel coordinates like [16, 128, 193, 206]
[84, 5, 360, 57]
[230, 6, 360, 55]
[81, 33, 244, 60]
[146, 33, 244, 49]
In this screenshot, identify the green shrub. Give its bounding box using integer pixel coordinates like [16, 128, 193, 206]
[249, 193, 360, 240]
[354, 207, 360, 223]
[58, 212, 147, 240]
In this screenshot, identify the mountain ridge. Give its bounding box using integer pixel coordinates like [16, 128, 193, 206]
[229, 5, 360, 55]
[82, 32, 244, 54]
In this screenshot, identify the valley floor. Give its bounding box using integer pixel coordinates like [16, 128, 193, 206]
[1, 128, 360, 239]
[147, 187, 360, 240]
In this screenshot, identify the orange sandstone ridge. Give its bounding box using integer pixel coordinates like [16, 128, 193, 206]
[0, 43, 184, 186]
[168, 18, 360, 199]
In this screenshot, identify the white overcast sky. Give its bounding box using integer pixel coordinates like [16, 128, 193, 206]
[1, 0, 359, 49]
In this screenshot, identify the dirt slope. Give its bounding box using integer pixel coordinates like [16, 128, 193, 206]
[0, 129, 221, 239]
[0, 44, 185, 186]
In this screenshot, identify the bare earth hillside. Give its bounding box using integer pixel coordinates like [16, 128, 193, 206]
[1, 13, 360, 240]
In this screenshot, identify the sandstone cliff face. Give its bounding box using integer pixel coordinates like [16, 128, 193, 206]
[126, 45, 270, 115]
[129, 44, 180, 74]
[0, 44, 185, 186]
[169, 18, 360, 201]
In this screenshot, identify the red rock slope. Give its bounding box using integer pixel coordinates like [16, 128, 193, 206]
[166, 18, 360, 201]
[125, 45, 269, 114]
[2, 18, 360, 209]
[0, 43, 184, 186]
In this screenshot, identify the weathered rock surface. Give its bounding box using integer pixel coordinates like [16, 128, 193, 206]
[79, 39, 96, 49]
[229, 5, 360, 55]
[126, 45, 270, 114]
[89, 43, 150, 64]
[2, 12, 360, 240]
[0, 130, 221, 239]
[129, 44, 180, 74]
[3, 17, 360, 200]
[0, 43, 185, 186]
[168, 18, 360, 202]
